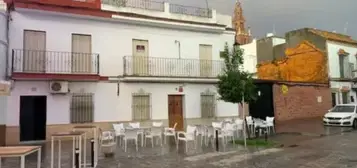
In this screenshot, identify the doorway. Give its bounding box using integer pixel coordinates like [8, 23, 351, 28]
[249, 83, 274, 119]
[168, 95, 184, 131]
[20, 96, 47, 142]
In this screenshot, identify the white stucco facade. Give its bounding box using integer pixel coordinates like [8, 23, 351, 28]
[6, 7, 238, 127]
[326, 41, 357, 105]
[240, 39, 257, 74]
[0, 0, 7, 126]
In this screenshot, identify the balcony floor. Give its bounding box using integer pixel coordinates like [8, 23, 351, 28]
[11, 72, 107, 81]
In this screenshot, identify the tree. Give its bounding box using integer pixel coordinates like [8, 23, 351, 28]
[217, 43, 257, 139]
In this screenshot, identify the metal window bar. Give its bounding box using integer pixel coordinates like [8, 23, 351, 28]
[132, 94, 151, 121]
[101, 0, 165, 11]
[70, 93, 94, 123]
[169, 3, 212, 18]
[200, 94, 216, 118]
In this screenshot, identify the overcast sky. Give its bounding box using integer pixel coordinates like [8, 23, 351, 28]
[165, 0, 357, 39]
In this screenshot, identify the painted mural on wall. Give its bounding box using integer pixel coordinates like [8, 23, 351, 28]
[257, 41, 328, 83]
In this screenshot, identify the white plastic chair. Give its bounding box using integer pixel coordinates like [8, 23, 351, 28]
[112, 123, 125, 145]
[177, 125, 197, 152]
[234, 119, 244, 138]
[123, 128, 139, 152]
[145, 127, 163, 147]
[245, 116, 254, 134]
[206, 126, 225, 148]
[152, 121, 163, 127]
[100, 130, 117, 154]
[129, 122, 144, 146]
[212, 122, 223, 129]
[266, 117, 275, 134]
[195, 125, 206, 146]
[223, 123, 235, 144]
[164, 123, 177, 144]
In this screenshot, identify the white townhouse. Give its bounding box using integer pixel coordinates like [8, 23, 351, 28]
[0, 0, 256, 144]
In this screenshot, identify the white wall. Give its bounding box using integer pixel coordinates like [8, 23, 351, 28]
[0, 1, 7, 125]
[327, 41, 357, 78]
[7, 81, 238, 126]
[240, 39, 257, 73]
[272, 37, 285, 46]
[9, 11, 234, 77]
[0, 3, 6, 80]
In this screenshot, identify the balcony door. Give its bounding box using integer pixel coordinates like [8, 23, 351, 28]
[132, 39, 149, 76]
[199, 44, 212, 77]
[23, 30, 46, 73]
[72, 34, 92, 74]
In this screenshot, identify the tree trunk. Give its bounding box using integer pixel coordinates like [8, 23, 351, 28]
[239, 103, 251, 139]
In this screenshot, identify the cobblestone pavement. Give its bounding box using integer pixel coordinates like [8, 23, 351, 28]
[2, 131, 357, 168]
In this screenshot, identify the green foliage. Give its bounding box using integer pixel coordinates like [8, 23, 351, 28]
[217, 43, 257, 104]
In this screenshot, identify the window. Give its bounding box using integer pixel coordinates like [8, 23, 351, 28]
[132, 93, 151, 121]
[136, 45, 145, 52]
[349, 63, 355, 78]
[201, 90, 216, 118]
[70, 93, 94, 123]
[331, 92, 336, 107]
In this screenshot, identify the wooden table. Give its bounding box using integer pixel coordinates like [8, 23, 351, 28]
[51, 131, 85, 168]
[0, 146, 41, 168]
[73, 125, 99, 167]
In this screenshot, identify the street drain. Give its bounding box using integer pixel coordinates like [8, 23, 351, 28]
[288, 144, 299, 148]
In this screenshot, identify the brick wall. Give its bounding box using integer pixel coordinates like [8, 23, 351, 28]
[273, 83, 332, 122]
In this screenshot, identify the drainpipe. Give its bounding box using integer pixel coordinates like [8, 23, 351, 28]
[4, 7, 10, 80]
[175, 40, 181, 59]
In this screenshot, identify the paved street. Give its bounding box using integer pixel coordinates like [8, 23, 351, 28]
[1, 130, 357, 168]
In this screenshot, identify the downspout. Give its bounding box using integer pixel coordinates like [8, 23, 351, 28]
[175, 40, 181, 59]
[3, 5, 10, 80]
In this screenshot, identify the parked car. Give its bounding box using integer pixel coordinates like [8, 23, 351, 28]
[323, 104, 357, 128]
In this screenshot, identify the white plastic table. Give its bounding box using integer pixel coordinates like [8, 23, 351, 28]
[51, 131, 85, 168]
[73, 125, 99, 167]
[0, 146, 41, 168]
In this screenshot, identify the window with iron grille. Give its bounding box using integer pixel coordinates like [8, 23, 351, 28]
[201, 92, 216, 118]
[70, 93, 94, 123]
[132, 93, 151, 121]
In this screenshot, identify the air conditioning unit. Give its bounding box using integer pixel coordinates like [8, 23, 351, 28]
[49, 81, 69, 94]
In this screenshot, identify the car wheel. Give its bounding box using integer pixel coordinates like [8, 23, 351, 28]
[353, 119, 357, 129]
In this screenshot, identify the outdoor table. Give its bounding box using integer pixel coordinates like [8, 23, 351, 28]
[125, 126, 153, 147]
[73, 125, 99, 168]
[0, 146, 41, 168]
[51, 131, 85, 168]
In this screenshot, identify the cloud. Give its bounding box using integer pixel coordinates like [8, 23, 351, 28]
[164, 0, 357, 39]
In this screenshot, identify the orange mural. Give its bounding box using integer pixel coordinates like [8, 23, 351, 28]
[257, 41, 328, 83]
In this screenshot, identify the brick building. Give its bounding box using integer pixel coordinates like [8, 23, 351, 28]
[249, 79, 332, 122]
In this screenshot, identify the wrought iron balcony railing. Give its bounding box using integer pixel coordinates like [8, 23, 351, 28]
[169, 4, 212, 18]
[123, 56, 225, 78]
[102, 0, 165, 11]
[12, 49, 100, 75]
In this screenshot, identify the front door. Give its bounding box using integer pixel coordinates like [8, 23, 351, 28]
[132, 39, 149, 75]
[72, 34, 92, 74]
[23, 30, 46, 73]
[199, 44, 212, 77]
[168, 95, 184, 131]
[20, 96, 47, 142]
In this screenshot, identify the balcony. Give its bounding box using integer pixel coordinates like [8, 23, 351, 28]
[123, 56, 225, 79]
[11, 49, 101, 81]
[101, 0, 217, 25]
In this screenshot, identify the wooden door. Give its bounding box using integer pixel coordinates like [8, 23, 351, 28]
[72, 34, 92, 74]
[199, 44, 212, 77]
[132, 39, 149, 75]
[23, 30, 46, 73]
[168, 95, 183, 131]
